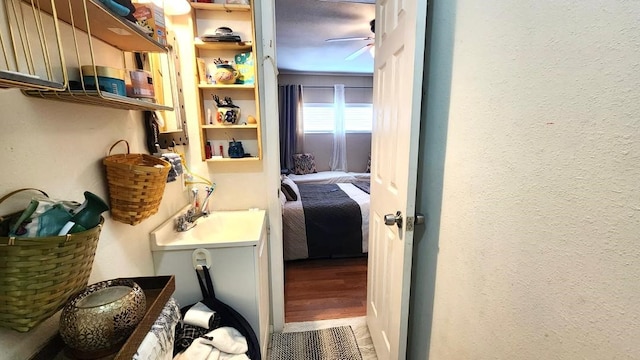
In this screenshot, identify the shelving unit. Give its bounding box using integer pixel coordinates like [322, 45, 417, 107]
[17, 0, 175, 111]
[1, 0, 67, 90]
[25, 0, 167, 52]
[191, 1, 262, 162]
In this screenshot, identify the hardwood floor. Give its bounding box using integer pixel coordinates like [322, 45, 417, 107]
[284, 256, 368, 323]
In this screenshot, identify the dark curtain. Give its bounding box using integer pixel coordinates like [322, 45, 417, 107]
[278, 84, 303, 171]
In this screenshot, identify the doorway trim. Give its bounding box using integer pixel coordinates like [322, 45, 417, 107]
[255, 0, 286, 333]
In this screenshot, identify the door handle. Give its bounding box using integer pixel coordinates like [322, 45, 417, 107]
[384, 211, 425, 230]
[384, 211, 403, 228]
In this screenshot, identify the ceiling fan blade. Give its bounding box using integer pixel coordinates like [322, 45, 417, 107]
[345, 43, 373, 61]
[326, 36, 374, 42]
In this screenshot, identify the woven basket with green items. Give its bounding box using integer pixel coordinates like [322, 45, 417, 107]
[0, 188, 108, 332]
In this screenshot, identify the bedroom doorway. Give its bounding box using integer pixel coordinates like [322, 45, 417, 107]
[277, 85, 374, 321]
[279, 80, 373, 325]
[271, 0, 376, 331]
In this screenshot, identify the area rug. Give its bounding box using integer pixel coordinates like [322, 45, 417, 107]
[269, 325, 363, 360]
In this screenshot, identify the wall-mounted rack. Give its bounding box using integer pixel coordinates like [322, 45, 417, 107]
[2, 0, 177, 111]
[27, 0, 167, 52]
[0, 0, 67, 90]
[23, 89, 173, 110]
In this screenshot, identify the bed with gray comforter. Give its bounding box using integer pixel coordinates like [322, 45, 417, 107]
[282, 182, 370, 261]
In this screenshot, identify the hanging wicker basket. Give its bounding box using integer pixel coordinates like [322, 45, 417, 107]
[103, 140, 170, 225]
[0, 188, 103, 332]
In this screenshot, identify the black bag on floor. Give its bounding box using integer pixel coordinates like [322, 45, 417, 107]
[174, 266, 261, 360]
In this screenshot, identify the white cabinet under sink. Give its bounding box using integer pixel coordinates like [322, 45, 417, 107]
[149, 209, 270, 357]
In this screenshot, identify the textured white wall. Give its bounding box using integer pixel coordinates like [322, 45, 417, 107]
[0, 89, 182, 269]
[0, 16, 187, 352]
[412, 0, 640, 359]
[0, 30, 190, 284]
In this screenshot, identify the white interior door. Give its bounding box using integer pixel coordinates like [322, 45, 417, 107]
[367, 0, 428, 359]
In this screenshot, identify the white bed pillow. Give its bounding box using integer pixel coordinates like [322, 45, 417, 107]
[281, 176, 300, 201]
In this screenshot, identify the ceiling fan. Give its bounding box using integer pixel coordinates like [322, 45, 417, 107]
[326, 19, 375, 61]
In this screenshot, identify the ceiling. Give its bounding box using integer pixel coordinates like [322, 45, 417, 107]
[275, 0, 375, 75]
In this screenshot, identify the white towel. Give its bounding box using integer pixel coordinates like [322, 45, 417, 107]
[207, 348, 220, 360]
[219, 353, 249, 360]
[177, 326, 248, 360]
[200, 327, 248, 355]
[180, 338, 215, 360]
[183, 302, 215, 329]
[176, 347, 248, 360]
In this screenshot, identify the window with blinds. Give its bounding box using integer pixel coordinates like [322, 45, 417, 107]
[302, 103, 373, 133]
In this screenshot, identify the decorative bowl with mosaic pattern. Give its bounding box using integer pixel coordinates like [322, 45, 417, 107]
[59, 278, 146, 359]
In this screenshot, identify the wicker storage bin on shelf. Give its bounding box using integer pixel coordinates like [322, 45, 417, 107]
[103, 140, 170, 225]
[0, 188, 104, 332]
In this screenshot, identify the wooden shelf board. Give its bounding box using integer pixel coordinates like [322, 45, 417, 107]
[195, 40, 253, 51]
[205, 157, 260, 162]
[28, 0, 167, 53]
[189, 2, 251, 12]
[198, 84, 255, 90]
[202, 124, 258, 129]
[23, 90, 174, 111]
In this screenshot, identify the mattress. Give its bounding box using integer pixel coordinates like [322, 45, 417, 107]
[350, 172, 371, 181]
[282, 183, 369, 261]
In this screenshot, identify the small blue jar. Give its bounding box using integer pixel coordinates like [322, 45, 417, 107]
[228, 141, 245, 158]
[81, 65, 126, 96]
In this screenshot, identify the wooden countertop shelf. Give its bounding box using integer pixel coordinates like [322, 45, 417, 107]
[198, 84, 255, 90]
[194, 40, 253, 51]
[202, 124, 259, 129]
[206, 157, 260, 162]
[29, 276, 176, 360]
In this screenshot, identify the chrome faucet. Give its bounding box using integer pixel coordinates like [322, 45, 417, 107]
[176, 184, 216, 232]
